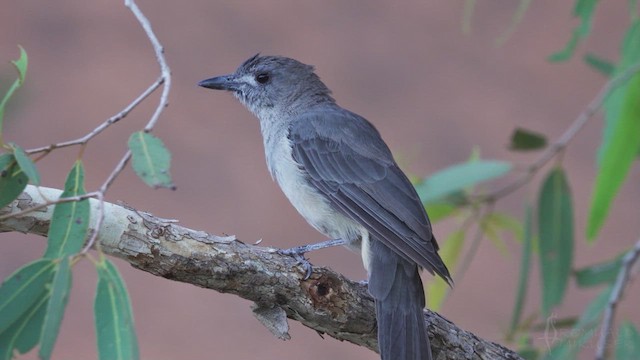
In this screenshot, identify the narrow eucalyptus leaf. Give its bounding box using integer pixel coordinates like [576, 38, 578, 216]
[0, 154, 28, 209]
[11, 144, 40, 185]
[44, 161, 90, 258]
[39, 257, 73, 360]
[95, 259, 139, 360]
[538, 168, 574, 316]
[0, 259, 55, 334]
[128, 131, 175, 190]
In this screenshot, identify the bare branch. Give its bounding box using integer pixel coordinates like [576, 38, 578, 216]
[93, 0, 172, 211]
[25, 77, 164, 156]
[19, 0, 172, 255]
[26, 0, 172, 157]
[124, 0, 172, 132]
[24, 0, 174, 253]
[0, 185, 523, 360]
[595, 238, 640, 360]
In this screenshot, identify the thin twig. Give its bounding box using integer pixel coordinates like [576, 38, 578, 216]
[124, 0, 172, 132]
[101, 150, 132, 192]
[455, 203, 494, 282]
[595, 237, 640, 360]
[25, 77, 164, 155]
[7, 0, 171, 255]
[475, 62, 640, 203]
[80, 192, 104, 255]
[98, 0, 171, 186]
[80, 0, 171, 253]
[0, 191, 100, 221]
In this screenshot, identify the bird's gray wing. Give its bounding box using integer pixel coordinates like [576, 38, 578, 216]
[288, 109, 451, 285]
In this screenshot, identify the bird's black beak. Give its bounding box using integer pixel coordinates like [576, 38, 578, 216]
[198, 75, 241, 91]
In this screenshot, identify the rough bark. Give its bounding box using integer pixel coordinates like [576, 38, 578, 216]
[0, 185, 522, 359]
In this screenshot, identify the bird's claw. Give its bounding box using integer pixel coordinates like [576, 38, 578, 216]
[279, 247, 314, 280]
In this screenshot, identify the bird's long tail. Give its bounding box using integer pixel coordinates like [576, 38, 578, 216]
[367, 239, 432, 360]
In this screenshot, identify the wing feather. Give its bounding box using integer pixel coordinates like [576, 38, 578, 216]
[289, 109, 451, 283]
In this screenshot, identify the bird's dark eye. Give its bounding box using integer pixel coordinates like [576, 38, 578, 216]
[256, 73, 270, 84]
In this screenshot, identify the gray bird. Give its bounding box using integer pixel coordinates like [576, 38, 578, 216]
[198, 54, 451, 360]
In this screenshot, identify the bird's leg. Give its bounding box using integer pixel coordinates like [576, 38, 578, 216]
[281, 238, 347, 254]
[278, 238, 347, 279]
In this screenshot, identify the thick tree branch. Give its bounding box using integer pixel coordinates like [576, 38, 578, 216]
[1, 185, 522, 360]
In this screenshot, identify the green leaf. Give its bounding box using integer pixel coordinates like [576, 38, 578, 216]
[584, 53, 615, 76]
[548, 0, 600, 62]
[11, 144, 40, 185]
[0, 47, 28, 144]
[424, 202, 457, 223]
[616, 321, 640, 359]
[509, 127, 548, 151]
[11, 46, 28, 85]
[587, 71, 640, 240]
[574, 253, 622, 287]
[95, 259, 139, 360]
[537, 168, 574, 317]
[0, 259, 55, 334]
[426, 230, 464, 310]
[508, 205, 533, 337]
[0, 292, 49, 360]
[0, 153, 28, 209]
[575, 285, 611, 328]
[481, 217, 509, 256]
[39, 257, 72, 360]
[128, 131, 175, 190]
[621, 19, 640, 65]
[542, 286, 611, 360]
[415, 160, 512, 204]
[44, 161, 90, 259]
[549, 35, 580, 63]
[485, 212, 524, 242]
[542, 338, 577, 360]
[467, 146, 481, 162]
[599, 20, 640, 164]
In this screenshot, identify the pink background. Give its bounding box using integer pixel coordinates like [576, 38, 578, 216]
[1, 1, 638, 359]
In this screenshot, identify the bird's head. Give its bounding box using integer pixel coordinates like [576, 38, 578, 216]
[198, 54, 334, 119]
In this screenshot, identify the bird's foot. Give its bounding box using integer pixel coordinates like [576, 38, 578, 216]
[278, 246, 314, 279]
[277, 239, 347, 280]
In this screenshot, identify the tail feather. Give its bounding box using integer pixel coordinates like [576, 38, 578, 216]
[368, 239, 432, 360]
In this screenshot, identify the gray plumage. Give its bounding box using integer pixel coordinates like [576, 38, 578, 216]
[199, 54, 451, 360]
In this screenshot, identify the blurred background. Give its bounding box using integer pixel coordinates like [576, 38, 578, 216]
[1, 1, 638, 359]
